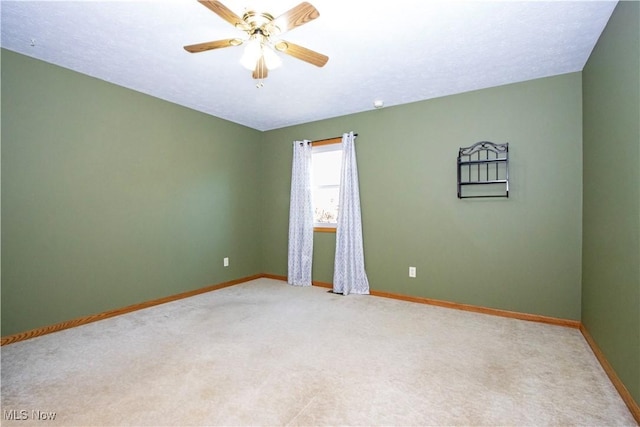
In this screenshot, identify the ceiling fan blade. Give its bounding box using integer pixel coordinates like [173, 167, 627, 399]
[267, 2, 319, 35]
[252, 56, 268, 80]
[198, 0, 249, 30]
[184, 38, 243, 53]
[275, 41, 328, 67]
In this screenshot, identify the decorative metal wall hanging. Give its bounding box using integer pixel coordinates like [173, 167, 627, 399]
[457, 141, 509, 199]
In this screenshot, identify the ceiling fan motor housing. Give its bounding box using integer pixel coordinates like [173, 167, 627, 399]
[242, 11, 280, 36]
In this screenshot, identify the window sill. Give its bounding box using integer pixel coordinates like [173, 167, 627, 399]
[314, 227, 337, 233]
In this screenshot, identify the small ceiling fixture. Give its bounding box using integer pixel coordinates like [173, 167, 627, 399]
[184, 1, 328, 88]
[373, 100, 384, 109]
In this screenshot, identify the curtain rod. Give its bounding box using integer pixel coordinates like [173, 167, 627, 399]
[312, 133, 358, 146]
[295, 133, 358, 146]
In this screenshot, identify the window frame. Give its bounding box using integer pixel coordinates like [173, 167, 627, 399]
[311, 138, 343, 233]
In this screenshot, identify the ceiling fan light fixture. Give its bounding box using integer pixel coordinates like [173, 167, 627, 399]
[240, 34, 282, 71]
[263, 44, 282, 69]
[240, 35, 263, 70]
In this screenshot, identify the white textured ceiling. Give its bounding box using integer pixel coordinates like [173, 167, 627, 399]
[1, 0, 617, 131]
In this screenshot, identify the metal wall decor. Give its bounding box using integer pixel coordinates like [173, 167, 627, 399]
[457, 141, 509, 199]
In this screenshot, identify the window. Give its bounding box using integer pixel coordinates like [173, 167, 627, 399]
[311, 140, 342, 231]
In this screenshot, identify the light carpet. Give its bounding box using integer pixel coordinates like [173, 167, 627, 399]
[1, 278, 636, 426]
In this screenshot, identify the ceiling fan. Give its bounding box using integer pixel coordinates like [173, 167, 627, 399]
[184, 0, 328, 85]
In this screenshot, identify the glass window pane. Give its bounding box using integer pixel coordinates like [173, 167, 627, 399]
[313, 186, 339, 224]
[312, 150, 342, 187]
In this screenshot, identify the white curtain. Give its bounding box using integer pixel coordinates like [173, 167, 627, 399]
[333, 132, 370, 295]
[288, 140, 314, 286]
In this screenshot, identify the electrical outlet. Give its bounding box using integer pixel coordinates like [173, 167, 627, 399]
[223, 257, 229, 267]
[409, 266, 416, 278]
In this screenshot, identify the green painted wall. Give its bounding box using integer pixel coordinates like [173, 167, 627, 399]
[582, 1, 640, 404]
[261, 73, 583, 320]
[1, 49, 263, 336]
